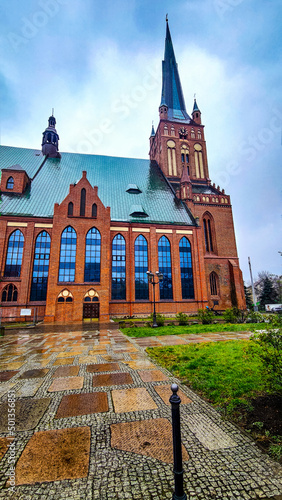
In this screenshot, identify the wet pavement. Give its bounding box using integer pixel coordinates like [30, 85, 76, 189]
[0, 325, 281, 499]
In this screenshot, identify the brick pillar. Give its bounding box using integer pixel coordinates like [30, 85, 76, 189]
[172, 232, 182, 303]
[20, 222, 35, 306]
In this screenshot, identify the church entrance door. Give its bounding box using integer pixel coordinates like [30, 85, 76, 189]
[83, 302, 99, 319]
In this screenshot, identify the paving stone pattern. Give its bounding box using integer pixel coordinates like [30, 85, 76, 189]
[0, 327, 281, 499]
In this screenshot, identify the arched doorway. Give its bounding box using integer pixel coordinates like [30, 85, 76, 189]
[83, 289, 99, 320]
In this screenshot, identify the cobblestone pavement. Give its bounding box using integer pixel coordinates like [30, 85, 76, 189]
[0, 325, 281, 500]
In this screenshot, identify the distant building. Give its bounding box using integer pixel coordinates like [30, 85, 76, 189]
[0, 21, 245, 323]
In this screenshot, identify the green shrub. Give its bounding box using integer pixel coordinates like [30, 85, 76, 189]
[197, 309, 214, 324]
[223, 307, 238, 323]
[246, 310, 265, 323]
[149, 313, 165, 326]
[247, 328, 282, 392]
[175, 312, 189, 325]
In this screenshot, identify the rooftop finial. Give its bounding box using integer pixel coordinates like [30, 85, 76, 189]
[194, 93, 196, 99]
[52, 108, 54, 116]
[166, 13, 168, 22]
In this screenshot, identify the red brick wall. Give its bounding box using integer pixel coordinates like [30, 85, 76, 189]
[0, 169, 30, 194]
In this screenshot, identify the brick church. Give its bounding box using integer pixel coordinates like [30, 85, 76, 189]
[0, 21, 245, 323]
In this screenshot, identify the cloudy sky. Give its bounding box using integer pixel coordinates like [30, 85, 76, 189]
[0, 0, 281, 283]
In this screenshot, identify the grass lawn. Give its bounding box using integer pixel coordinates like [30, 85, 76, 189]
[146, 340, 282, 462]
[121, 323, 258, 338]
[147, 340, 263, 409]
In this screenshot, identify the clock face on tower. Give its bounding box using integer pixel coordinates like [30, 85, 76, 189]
[179, 127, 188, 137]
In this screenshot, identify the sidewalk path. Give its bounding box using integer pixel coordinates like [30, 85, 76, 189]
[0, 326, 281, 500]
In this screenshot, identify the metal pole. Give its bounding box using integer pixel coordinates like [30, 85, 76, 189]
[248, 257, 258, 312]
[170, 384, 187, 500]
[152, 279, 158, 328]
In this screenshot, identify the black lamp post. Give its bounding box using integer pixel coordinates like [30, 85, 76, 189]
[146, 271, 163, 328]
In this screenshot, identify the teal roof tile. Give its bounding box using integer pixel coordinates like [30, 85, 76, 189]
[0, 146, 195, 226]
[0, 146, 45, 179]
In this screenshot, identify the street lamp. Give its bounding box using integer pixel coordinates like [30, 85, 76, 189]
[146, 271, 163, 328]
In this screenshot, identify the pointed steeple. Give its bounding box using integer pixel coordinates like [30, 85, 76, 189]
[180, 166, 191, 200]
[150, 122, 155, 137]
[180, 165, 190, 184]
[160, 19, 191, 122]
[192, 98, 200, 113]
[192, 97, 201, 124]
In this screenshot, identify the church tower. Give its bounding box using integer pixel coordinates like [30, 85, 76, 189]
[42, 112, 61, 158]
[150, 19, 209, 188]
[150, 19, 246, 310]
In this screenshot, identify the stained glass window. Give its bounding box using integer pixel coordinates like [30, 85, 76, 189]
[135, 235, 149, 300]
[4, 230, 24, 277]
[179, 237, 194, 299]
[58, 226, 77, 282]
[84, 228, 101, 282]
[111, 234, 126, 300]
[158, 236, 173, 299]
[30, 231, 51, 301]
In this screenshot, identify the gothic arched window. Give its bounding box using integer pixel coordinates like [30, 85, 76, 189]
[57, 289, 73, 302]
[179, 237, 194, 299]
[84, 228, 101, 282]
[92, 203, 97, 218]
[68, 202, 73, 216]
[210, 272, 219, 296]
[167, 140, 177, 176]
[158, 236, 173, 300]
[30, 231, 51, 301]
[203, 213, 215, 253]
[80, 188, 86, 216]
[194, 144, 204, 178]
[6, 177, 14, 190]
[111, 234, 126, 300]
[1, 284, 18, 302]
[181, 144, 189, 164]
[135, 235, 149, 300]
[58, 226, 77, 282]
[4, 230, 24, 277]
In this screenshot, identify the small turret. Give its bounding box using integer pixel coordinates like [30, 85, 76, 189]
[42, 111, 61, 158]
[180, 165, 191, 200]
[192, 98, 201, 125]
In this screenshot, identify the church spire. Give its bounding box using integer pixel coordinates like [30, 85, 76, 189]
[160, 20, 191, 122]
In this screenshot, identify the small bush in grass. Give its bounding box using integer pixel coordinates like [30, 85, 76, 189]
[175, 312, 189, 325]
[246, 311, 266, 323]
[149, 313, 165, 326]
[197, 309, 214, 324]
[247, 328, 282, 392]
[223, 307, 239, 323]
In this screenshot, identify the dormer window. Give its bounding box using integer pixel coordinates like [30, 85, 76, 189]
[6, 177, 14, 190]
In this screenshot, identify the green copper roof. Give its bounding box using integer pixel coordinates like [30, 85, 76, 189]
[0, 146, 44, 178]
[0, 145, 195, 226]
[160, 22, 191, 123]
